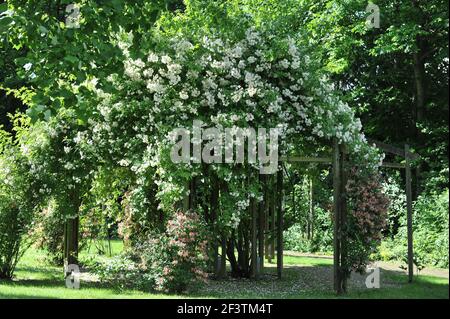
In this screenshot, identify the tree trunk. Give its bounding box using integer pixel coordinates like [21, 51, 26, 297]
[413, 51, 426, 130]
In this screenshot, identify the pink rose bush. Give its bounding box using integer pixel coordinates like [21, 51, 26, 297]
[92, 210, 210, 293]
[343, 167, 389, 276]
[137, 210, 210, 293]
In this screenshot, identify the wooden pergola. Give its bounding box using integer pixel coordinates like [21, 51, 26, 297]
[279, 137, 419, 293]
[62, 137, 418, 294]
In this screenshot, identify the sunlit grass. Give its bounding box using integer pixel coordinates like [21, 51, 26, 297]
[0, 241, 448, 299]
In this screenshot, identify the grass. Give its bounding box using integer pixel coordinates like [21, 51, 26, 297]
[0, 241, 175, 299]
[283, 255, 333, 267]
[0, 240, 448, 299]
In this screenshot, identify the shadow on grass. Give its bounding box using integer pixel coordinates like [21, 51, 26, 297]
[1, 257, 448, 299]
[0, 292, 53, 299]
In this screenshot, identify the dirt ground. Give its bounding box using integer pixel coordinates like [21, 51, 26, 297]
[284, 250, 449, 279]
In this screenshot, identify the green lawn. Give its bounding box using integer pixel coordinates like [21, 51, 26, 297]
[0, 241, 448, 299]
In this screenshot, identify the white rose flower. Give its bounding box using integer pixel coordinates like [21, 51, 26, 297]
[161, 55, 172, 64]
[179, 91, 189, 100]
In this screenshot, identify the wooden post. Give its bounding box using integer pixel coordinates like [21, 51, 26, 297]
[276, 168, 284, 279]
[218, 181, 228, 279]
[265, 189, 270, 262]
[309, 176, 314, 241]
[258, 175, 269, 274]
[189, 177, 196, 210]
[64, 192, 80, 271]
[250, 197, 258, 278]
[332, 138, 342, 293]
[267, 175, 275, 263]
[339, 145, 348, 292]
[64, 216, 79, 266]
[405, 144, 414, 283]
[270, 175, 276, 262]
[218, 236, 227, 279]
[182, 181, 190, 212]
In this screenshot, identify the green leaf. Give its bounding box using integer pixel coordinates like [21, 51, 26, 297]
[0, 3, 8, 13]
[0, 16, 13, 32]
[44, 109, 52, 121]
[64, 55, 79, 64]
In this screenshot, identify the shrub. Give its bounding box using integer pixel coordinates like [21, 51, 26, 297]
[137, 210, 210, 293]
[90, 210, 210, 293]
[0, 198, 32, 279]
[377, 189, 449, 269]
[283, 206, 333, 253]
[413, 189, 449, 268]
[343, 168, 389, 277]
[87, 253, 148, 291]
[283, 224, 309, 252]
[33, 199, 66, 265]
[0, 124, 39, 279]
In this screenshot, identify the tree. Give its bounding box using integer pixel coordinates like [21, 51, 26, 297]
[300, 0, 449, 193]
[1, 0, 184, 122]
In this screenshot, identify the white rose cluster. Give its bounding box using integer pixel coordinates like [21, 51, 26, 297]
[86, 27, 382, 227]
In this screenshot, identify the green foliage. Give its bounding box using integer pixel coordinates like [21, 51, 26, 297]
[136, 210, 210, 293]
[88, 253, 146, 291]
[0, 0, 447, 293]
[381, 175, 407, 237]
[343, 167, 389, 277]
[283, 175, 334, 254]
[377, 189, 449, 269]
[302, 0, 449, 193]
[284, 219, 333, 254]
[413, 190, 449, 268]
[91, 210, 209, 293]
[32, 199, 66, 265]
[1, 0, 184, 122]
[0, 200, 29, 279]
[0, 118, 41, 278]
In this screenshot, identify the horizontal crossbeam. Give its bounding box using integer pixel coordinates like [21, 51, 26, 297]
[367, 138, 420, 160]
[280, 156, 331, 163]
[381, 162, 406, 169]
[280, 156, 406, 169]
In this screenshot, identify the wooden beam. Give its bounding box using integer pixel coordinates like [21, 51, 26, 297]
[367, 138, 420, 160]
[250, 197, 258, 279]
[210, 173, 219, 276]
[276, 168, 284, 280]
[308, 177, 314, 240]
[268, 175, 276, 263]
[282, 156, 409, 171]
[367, 138, 405, 157]
[258, 175, 266, 275]
[339, 145, 348, 293]
[282, 156, 408, 171]
[405, 144, 414, 283]
[332, 138, 341, 293]
[64, 216, 79, 267]
[219, 236, 227, 279]
[182, 181, 190, 212]
[265, 178, 270, 262]
[381, 162, 406, 169]
[219, 180, 228, 279]
[271, 176, 276, 263]
[280, 156, 331, 163]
